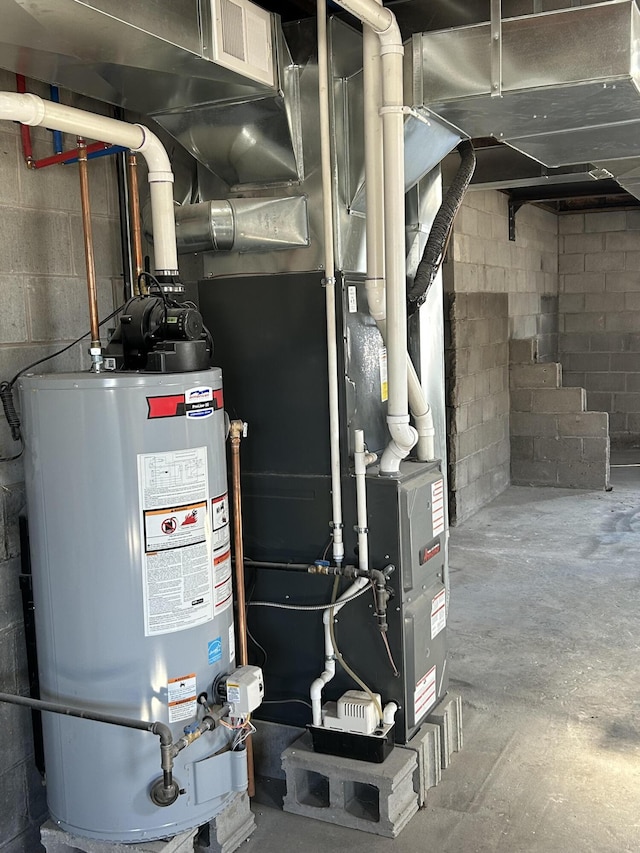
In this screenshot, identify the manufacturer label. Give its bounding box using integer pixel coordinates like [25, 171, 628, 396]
[138, 447, 214, 636]
[379, 347, 388, 402]
[147, 389, 223, 420]
[431, 589, 446, 639]
[348, 285, 358, 314]
[420, 540, 441, 566]
[414, 665, 437, 722]
[431, 479, 445, 537]
[227, 683, 241, 704]
[168, 673, 197, 723]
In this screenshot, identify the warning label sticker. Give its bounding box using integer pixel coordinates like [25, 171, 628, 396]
[431, 479, 445, 537]
[431, 589, 446, 639]
[168, 673, 197, 723]
[414, 665, 437, 722]
[138, 447, 214, 637]
[214, 550, 233, 615]
[379, 347, 388, 402]
[212, 494, 230, 551]
[144, 501, 207, 552]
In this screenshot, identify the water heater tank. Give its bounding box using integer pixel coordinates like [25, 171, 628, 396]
[19, 368, 243, 843]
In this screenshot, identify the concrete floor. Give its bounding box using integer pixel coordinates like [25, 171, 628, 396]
[244, 452, 640, 852]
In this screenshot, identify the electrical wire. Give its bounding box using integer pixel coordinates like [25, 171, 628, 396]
[261, 698, 313, 710]
[246, 625, 267, 668]
[369, 584, 399, 677]
[328, 578, 384, 724]
[0, 303, 126, 463]
[247, 583, 371, 612]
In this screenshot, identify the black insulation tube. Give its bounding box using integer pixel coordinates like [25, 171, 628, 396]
[407, 140, 476, 316]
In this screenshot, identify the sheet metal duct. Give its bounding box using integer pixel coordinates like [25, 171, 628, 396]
[412, 1, 640, 184]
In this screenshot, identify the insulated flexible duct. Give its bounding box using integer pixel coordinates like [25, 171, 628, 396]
[407, 140, 476, 316]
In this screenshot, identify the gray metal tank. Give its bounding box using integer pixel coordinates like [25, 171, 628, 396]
[19, 369, 243, 843]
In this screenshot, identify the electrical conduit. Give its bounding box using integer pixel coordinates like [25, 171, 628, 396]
[317, 0, 344, 564]
[0, 92, 178, 276]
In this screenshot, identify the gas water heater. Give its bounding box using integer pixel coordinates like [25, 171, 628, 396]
[19, 365, 256, 842]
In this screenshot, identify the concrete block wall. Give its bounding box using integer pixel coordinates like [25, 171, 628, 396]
[557, 210, 640, 446]
[0, 70, 122, 853]
[446, 292, 510, 524]
[510, 346, 610, 489]
[443, 188, 558, 343]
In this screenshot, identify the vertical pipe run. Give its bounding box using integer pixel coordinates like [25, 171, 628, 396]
[115, 151, 134, 302]
[77, 138, 103, 371]
[317, 0, 344, 565]
[127, 154, 145, 295]
[229, 420, 255, 798]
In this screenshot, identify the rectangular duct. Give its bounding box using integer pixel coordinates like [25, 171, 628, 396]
[412, 1, 640, 169]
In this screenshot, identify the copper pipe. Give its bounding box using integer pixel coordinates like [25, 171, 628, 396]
[127, 153, 144, 295]
[77, 138, 100, 350]
[229, 419, 254, 797]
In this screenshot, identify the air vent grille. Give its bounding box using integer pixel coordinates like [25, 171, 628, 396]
[211, 0, 274, 87]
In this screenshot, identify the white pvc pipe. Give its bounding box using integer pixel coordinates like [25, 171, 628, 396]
[382, 701, 398, 725]
[0, 92, 178, 275]
[362, 19, 435, 463]
[354, 430, 369, 573]
[310, 576, 370, 726]
[317, 0, 344, 565]
[338, 4, 417, 474]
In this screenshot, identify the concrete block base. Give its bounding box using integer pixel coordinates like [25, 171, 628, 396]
[403, 722, 442, 806]
[282, 733, 418, 838]
[41, 792, 254, 853]
[40, 822, 196, 853]
[195, 792, 255, 853]
[427, 691, 464, 769]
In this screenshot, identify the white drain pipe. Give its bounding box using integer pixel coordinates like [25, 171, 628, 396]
[317, 0, 344, 565]
[337, 1, 417, 474]
[362, 11, 435, 464]
[0, 92, 178, 276]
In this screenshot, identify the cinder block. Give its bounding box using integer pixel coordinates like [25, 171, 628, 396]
[40, 821, 197, 853]
[404, 722, 442, 807]
[562, 233, 604, 254]
[584, 211, 627, 233]
[557, 412, 609, 437]
[426, 692, 463, 770]
[605, 232, 640, 252]
[612, 392, 640, 413]
[510, 363, 562, 389]
[582, 437, 610, 464]
[605, 271, 640, 292]
[559, 214, 585, 235]
[584, 251, 625, 272]
[282, 734, 418, 838]
[511, 436, 534, 461]
[509, 338, 536, 364]
[531, 388, 586, 413]
[610, 352, 640, 372]
[561, 272, 605, 293]
[511, 459, 557, 486]
[534, 436, 582, 463]
[558, 254, 584, 274]
[196, 792, 255, 853]
[556, 461, 609, 490]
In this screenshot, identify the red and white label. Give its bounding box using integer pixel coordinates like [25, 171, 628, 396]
[214, 549, 233, 615]
[167, 673, 197, 723]
[431, 589, 446, 639]
[212, 493, 230, 551]
[414, 665, 437, 722]
[431, 479, 445, 536]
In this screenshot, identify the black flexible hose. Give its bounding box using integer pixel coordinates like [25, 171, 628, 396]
[407, 140, 476, 316]
[0, 381, 21, 442]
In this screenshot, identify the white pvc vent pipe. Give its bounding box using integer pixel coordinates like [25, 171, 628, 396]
[0, 92, 179, 276]
[332, 0, 418, 474]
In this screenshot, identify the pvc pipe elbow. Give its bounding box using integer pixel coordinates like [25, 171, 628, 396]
[365, 281, 386, 323]
[134, 124, 173, 175]
[380, 418, 418, 476]
[382, 701, 398, 725]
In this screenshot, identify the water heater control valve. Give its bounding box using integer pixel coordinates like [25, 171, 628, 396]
[217, 665, 264, 718]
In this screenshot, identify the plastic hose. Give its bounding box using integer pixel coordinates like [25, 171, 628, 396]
[407, 140, 476, 316]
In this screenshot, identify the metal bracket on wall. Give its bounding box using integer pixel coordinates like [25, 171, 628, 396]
[508, 197, 525, 242]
